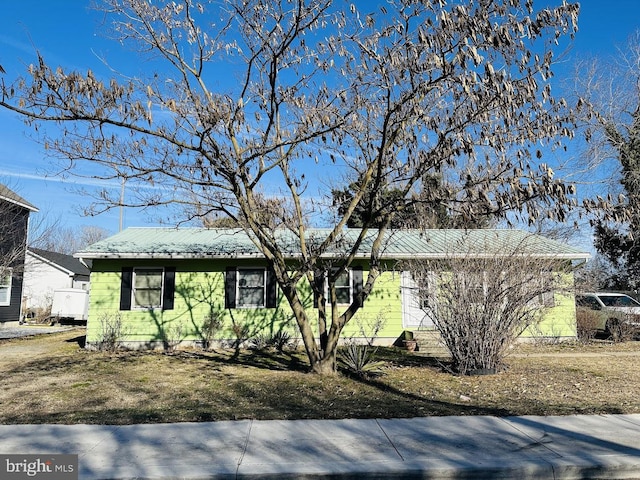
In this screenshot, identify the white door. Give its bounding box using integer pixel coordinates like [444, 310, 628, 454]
[401, 271, 434, 329]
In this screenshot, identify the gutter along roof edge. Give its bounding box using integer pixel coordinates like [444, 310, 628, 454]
[76, 251, 591, 261]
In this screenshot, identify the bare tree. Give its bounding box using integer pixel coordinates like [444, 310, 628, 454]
[573, 31, 640, 290]
[30, 221, 110, 255]
[408, 234, 570, 375]
[0, 0, 581, 373]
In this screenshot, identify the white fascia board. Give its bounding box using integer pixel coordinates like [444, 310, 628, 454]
[75, 251, 590, 262]
[74, 253, 267, 260]
[0, 194, 39, 212]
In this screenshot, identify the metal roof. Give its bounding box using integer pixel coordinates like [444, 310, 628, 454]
[75, 227, 590, 261]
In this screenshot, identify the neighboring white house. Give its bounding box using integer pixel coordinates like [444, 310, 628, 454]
[23, 248, 91, 318]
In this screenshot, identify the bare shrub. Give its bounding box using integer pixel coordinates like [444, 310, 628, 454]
[355, 310, 388, 346]
[200, 310, 224, 350]
[95, 313, 126, 352]
[409, 235, 569, 375]
[606, 314, 638, 343]
[576, 307, 601, 343]
[230, 321, 250, 350]
[163, 322, 185, 353]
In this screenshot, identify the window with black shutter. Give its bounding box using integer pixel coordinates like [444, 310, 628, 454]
[225, 267, 277, 309]
[119, 266, 175, 311]
[314, 266, 364, 307]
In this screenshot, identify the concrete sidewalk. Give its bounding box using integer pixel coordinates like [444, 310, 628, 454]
[1, 414, 640, 479]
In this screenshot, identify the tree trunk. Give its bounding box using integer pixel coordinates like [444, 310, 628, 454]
[310, 349, 337, 375]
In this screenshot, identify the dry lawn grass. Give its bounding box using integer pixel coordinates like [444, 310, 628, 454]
[1, 329, 639, 425]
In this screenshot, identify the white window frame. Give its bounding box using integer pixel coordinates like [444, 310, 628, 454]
[132, 267, 164, 310]
[535, 290, 555, 307]
[415, 271, 437, 314]
[236, 267, 267, 308]
[462, 270, 488, 303]
[531, 271, 556, 308]
[0, 268, 12, 306]
[326, 269, 353, 306]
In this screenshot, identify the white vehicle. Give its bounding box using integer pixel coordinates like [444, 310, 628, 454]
[576, 292, 640, 336]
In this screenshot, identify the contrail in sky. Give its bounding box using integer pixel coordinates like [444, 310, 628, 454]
[0, 169, 117, 188]
[0, 169, 163, 190]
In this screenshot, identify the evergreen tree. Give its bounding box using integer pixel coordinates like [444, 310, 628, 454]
[593, 108, 640, 290]
[332, 174, 491, 229]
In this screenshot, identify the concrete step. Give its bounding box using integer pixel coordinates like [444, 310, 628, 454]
[411, 329, 450, 357]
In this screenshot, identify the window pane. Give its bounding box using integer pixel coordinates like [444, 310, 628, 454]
[540, 290, 554, 307]
[135, 269, 163, 289]
[0, 269, 11, 287]
[336, 286, 350, 304]
[134, 289, 162, 308]
[613, 296, 639, 307]
[133, 268, 163, 308]
[335, 271, 350, 287]
[577, 296, 601, 310]
[328, 270, 351, 304]
[240, 287, 265, 306]
[238, 269, 265, 307]
[239, 269, 264, 287]
[0, 269, 11, 305]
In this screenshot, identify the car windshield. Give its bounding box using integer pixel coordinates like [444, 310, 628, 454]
[596, 294, 640, 307]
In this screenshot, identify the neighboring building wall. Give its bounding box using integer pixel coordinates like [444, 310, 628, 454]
[1, 269, 24, 323]
[23, 253, 75, 315]
[0, 206, 29, 323]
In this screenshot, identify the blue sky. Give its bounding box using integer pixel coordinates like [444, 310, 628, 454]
[1, 0, 639, 239]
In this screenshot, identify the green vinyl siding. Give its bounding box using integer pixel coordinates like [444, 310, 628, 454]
[337, 270, 402, 339]
[521, 284, 578, 338]
[86, 259, 403, 346]
[87, 258, 576, 346]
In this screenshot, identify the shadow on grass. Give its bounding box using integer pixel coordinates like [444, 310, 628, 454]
[172, 347, 309, 373]
[2, 334, 637, 425]
[65, 335, 86, 348]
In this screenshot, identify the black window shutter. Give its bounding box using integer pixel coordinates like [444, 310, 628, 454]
[266, 268, 277, 308]
[352, 266, 364, 307]
[163, 267, 176, 311]
[225, 267, 236, 309]
[313, 270, 325, 308]
[119, 267, 133, 311]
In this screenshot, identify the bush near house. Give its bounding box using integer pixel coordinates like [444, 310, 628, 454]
[576, 307, 601, 342]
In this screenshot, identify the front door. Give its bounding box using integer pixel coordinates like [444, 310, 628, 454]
[401, 271, 434, 329]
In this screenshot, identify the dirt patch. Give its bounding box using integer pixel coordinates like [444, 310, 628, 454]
[0, 330, 85, 361]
